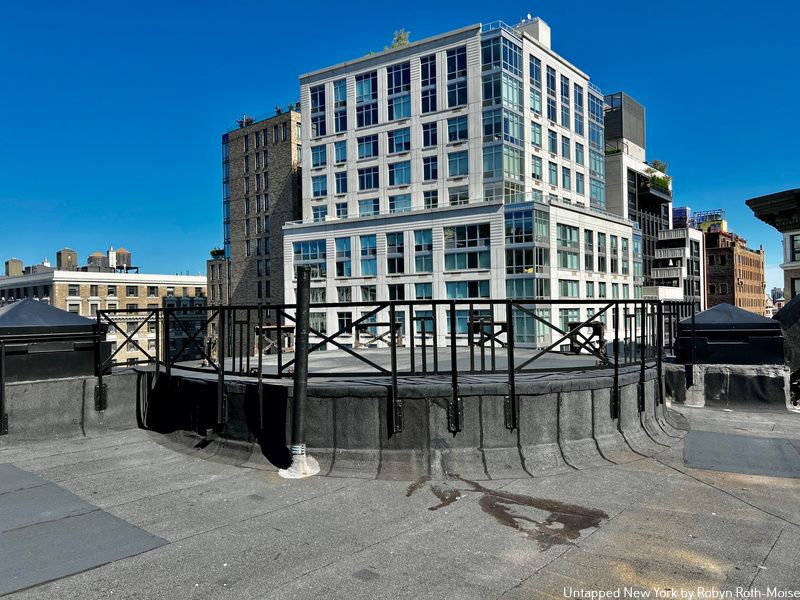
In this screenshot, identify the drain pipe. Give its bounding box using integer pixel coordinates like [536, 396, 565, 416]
[280, 266, 320, 479]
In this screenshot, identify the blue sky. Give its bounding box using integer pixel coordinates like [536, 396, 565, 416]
[1, 0, 798, 289]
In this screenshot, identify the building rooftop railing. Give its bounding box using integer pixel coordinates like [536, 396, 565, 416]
[480, 20, 521, 39]
[223, 105, 300, 134]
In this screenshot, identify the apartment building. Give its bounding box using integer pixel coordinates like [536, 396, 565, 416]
[747, 188, 800, 300]
[219, 109, 302, 308]
[704, 231, 765, 315]
[284, 17, 636, 347]
[0, 264, 206, 365]
[646, 227, 705, 311]
[603, 92, 671, 293]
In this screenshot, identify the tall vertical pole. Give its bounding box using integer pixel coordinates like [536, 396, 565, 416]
[281, 266, 319, 478]
[0, 342, 7, 435]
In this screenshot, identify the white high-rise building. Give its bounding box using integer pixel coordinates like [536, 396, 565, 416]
[284, 18, 636, 346]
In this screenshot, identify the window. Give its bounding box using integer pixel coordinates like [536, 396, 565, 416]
[547, 97, 557, 122]
[562, 167, 571, 191]
[504, 146, 523, 181]
[387, 232, 405, 274]
[422, 122, 438, 147]
[481, 37, 500, 70]
[503, 110, 523, 145]
[360, 235, 377, 276]
[531, 122, 542, 148]
[530, 88, 542, 115]
[561, 102, 570, 129]
[584, 230, 594, 271]
[335, 238, 351, 277]
[548, 162, 558, 186]
[293, 239, 327, 278]
[312, 175, 327, 197]
[546, 66, 556, 96]
[415, 282, 433, 300]
[338, 311, 353, 333]
[483, 144, 502, 178]
[529, 55, 541, 87]
[334, 140, 347, 163]
[333, 78, 347, 132]
[423, 156, 438, 181]
[547, 130, 557, 154]
[388, 128, 411, 153]
[355, 71, 378, 127]
[586, 281, 595, 298]
[423, 190, 438, 209]
[335, 171, 347, 194]
[449, 186, 469, 206]
[448, 150, 468, 176]
[107, 285, 117, 297]
[598, 282, 607, 298]
[556, 223, 579, 248]
[310, 84, 326, 137]
[147, 286, 157, 297]
[335, 202, 348, 219]
[89, 284, 99, 297]
[357, 134, 378, 159]
[444, 224, 490, 270]
[575, 143, 584, 165]
[359, 198, 379, 216]
[557, 248, 579, 270]
[561, 136, 570, 160]
[389, 193, 411, 213]
[501, 38, 521, 76]
[575, 173, 585, 196]
[311, 145, 326, 168]
[792, 234, 800, 262]
[387, 62, 411, 121]
[309, 288, 326, 304]
[531, 155, 542, 180]
[388, 161, 411, 186]
[446, 47, 467, 107]
[446, 280, 489, 299]
[502, 74, 522, 112]
[558, 279, 579, 298]
[312, 206, 327, 222]
[126, 285, 138, 297]
[68, 284, 79, 296]
[420, 54, 437, 113]
[358, 166, 379, 190]
[415, 229, 433, 272]
[448, 116, 468, 142]
[337, 286, 352, 302]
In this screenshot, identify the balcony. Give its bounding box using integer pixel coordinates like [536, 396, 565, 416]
[655, 248, 686, 259]
[652, 266, 684, 279]
[638, 179, 672, 203]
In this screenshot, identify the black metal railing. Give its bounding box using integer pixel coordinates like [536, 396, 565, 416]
[96, 299, 694, 435]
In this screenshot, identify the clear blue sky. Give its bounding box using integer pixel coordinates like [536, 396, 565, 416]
[1, 1, 798, 289]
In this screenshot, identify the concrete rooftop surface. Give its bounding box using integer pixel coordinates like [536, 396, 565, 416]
[2, 404, 799, 599]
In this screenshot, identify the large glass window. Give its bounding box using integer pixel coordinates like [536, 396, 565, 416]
[558, 279, 579, 298]
[529, 55, 541, 88]
[334, 140, 347, 163]
[358, 166, 379, 190]
[791, 234, 800, 262]
[448, 150, 469, 176]
[422, 122, 437, 147]
[359, 198, 379, 216]
[423, 156, 438, 181]
[481, 37, 500, 70]
[360, 235, 377, 276]
[335, 171, 347, 194]
[389, 193, 411, 213]
[333, 78, 347, 132]
[293, 239, 327, 278]
[355, 71, 378, 127]
[444, 224, 491, 270]
[501, 38, 521, 77]
[388, 161, 411, 186]
[386, 232, 405, 274]
[420, 54, 437, 114]
[357, 134, 378, 159]
[310, 84, 326, 137]
[447, 47, 467, 107]
[414, 229, 433, 272]
[335, 237, 351, 277]
[531, 122, 542, 148]
[446, 280, 489, 299]
[387, 62, 411, 121]
[483, 145, 502, 178]
[502, 73, 522, 112]
[388, 128, 411, 153]
[311, 144, 327, 167]
[448, 116, 468, 142]
[311, 175, 327, 197]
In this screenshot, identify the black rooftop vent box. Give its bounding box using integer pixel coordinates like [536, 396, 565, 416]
[675, 303, 784, 365]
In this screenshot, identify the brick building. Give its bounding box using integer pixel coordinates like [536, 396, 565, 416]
[0, 252, 206, 365]
[704, 231, 765, 315]
[215, 110, 302, 310]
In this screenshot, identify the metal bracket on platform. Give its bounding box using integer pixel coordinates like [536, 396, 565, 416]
[390, 391, 404, 434]
[504, 394, 518, 430]
[447, 393, 463, 433]
[94, 383, 108, 412]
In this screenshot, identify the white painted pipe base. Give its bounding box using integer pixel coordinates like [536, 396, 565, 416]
[279, 453, 321, 479]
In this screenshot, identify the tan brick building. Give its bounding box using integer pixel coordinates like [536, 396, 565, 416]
[216, 109, 302, 310]
[704, 231, 765, 315]
[0, 270, 206, 365]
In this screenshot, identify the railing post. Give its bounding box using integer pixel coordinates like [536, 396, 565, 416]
[163, 306, 172, 384]
[448, 301, 462, 433]
[217, 306, 226, 426]
[656, 301, 664, 405]
[389, 302, 402, 433]
[505, 301, 517, 430]
[0, 342, 7, 435]
[258, 304, 264, 430]
[638, 302, 646, 413]
[612, 302, 620, 419]
[280, 266, 319, 478]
